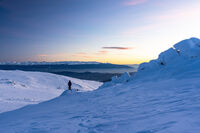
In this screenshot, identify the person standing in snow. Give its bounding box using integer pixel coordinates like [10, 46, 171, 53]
[68, 80, 72, 91]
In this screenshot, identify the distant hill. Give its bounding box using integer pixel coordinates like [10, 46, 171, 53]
[0, 63, 132, 72]
[0, 63, 135, 82]
[0, 61, 101, 65]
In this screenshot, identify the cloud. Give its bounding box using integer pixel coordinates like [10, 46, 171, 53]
[72, 52, 92, 59]
[102, 47, 133, 50]
[98, 50, 108, 54]
[124, 0, 147, 6]
[76, 52, 88, 55]
[38, 54, 48, 57]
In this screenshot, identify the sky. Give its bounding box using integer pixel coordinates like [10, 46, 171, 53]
[0, 0, 200, 64]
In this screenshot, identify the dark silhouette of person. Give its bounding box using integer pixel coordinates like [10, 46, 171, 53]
[68, 80, 72, 90]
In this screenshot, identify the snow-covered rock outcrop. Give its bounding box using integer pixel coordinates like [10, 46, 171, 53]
[132, 37, 200, 80]
[100, 72, 130, 88]
[112, 72, 130, 83]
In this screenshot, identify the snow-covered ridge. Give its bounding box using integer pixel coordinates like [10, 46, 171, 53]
[0, 61, 101, 65]
[132, 37, 200, 80]
[138, 37, 200, 70]
[103, 37, 200, 85]
[0, 70, 102, 113]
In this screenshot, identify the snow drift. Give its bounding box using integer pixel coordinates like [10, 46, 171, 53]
[0, 37, 200, 133]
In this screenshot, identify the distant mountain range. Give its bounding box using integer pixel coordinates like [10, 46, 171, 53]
[0, 61, 137, 81]
[0, 62, 132, 70]
[0, 61, 101, 65]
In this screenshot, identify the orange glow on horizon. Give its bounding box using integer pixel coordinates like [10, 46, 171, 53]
[37, 58, 151, 65]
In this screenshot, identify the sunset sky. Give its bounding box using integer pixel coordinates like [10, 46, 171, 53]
[0, 0, 200, 64]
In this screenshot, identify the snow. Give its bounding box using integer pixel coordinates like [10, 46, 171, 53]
[134, 37, 200, 80]
[0, 70, 102, 113]
[0, 37, 200, 132]
[1, 77, 200, 132]
[101, 72, 131, 88]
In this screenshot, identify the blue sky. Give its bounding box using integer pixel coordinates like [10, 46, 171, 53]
[0, 0, 200, 64]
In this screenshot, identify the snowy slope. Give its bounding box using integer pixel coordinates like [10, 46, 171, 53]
[0, 37, 200, 133]
[1, 78, 200, 133]
[0, 70, 102, 113]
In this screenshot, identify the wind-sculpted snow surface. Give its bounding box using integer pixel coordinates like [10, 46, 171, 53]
[100, 72, 131, 88]
[1, 77, 200, 133]
[133, 37, 200, 80]
[1, 38, 200, 133]
[0, 70, 102, 113]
